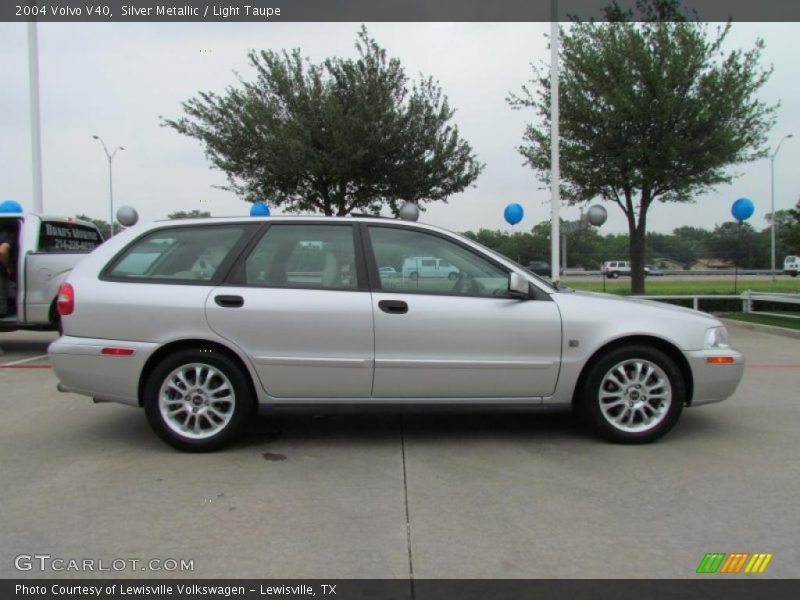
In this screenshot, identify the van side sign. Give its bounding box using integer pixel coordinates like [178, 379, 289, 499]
[40, 222, 102, 252]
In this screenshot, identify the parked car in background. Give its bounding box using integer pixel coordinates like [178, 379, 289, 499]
[784, 255, 799, 277]
[49, 215, 744, 451]
[401, 256, 460, 280]
[525, 261, 563, 278]
[601, 261, 660, 277]
[1, 213, 103, 333]
[601, 261, 632, 278]
[645, 264, 667, 276]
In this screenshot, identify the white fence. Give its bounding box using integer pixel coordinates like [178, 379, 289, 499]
[628, 291, 800, 313]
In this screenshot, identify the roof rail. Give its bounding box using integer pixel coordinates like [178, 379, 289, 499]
[349, 213, 394, 219]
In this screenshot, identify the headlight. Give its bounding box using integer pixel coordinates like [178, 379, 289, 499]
[705, 326, 730, 349]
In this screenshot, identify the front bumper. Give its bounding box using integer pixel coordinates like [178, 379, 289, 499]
[48, 336, 159, 406]
[683, 348, 745, 406]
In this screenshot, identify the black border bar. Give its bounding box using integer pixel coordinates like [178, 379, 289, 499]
[5, 0, 800, 23]
[5, 579, 800, 600]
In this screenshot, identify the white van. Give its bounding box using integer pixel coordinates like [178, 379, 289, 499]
[1, 213, 103, 332]
[784, 255, 800, 277]
[401, 256, 460, 280]
[601, 260, 632, 278]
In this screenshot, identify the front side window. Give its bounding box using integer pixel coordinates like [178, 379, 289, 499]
[243, 224, 358, 290]
[38, 222, 102, 253]
[107, 225, 248, 282]
[368, 226, 510, 297]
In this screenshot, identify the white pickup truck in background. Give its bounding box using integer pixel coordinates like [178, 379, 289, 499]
[784, 255, 800, 278]
[1, 213, 103, 333]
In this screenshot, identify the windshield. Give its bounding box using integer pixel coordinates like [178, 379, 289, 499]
[450, 231, 558, 292]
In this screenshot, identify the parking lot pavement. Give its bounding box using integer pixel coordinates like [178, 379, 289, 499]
[1, 321, 798, 579]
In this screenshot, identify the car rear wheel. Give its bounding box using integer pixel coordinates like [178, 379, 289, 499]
[409, 271, 419, 280]
[579, 345, 685, 444]
[448, 272, 458, 280]
[609, 271, 619, 279]
[143, 349, 253, 452]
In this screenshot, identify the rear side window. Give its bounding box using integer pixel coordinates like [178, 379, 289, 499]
[38, 222, 102, 252]
[242, 224, 358, 290]
[106, 225, 249, 282]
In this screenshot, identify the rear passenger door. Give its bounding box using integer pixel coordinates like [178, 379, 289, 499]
[205, 223, 374, 399]
[79, 223, 256, 341]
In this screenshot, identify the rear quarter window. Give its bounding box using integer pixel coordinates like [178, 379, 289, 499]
[38, 222, 103, 252]
[105, 225, 252, 283]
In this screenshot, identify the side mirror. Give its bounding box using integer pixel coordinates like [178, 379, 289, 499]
[508, 272, 530, 298]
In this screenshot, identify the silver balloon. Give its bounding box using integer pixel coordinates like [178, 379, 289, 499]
[398, 202, 420, 222]
[587, 204, 607, 227]
[116, 205, 139, 227]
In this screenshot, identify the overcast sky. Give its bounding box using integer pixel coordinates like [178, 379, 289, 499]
[1, 21, 798, 235]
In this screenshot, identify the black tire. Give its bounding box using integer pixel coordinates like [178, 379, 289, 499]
[577, 345, 685, 444]
[143, 348, 254, 452]
[609, 271, 619, 279]
[448, 272, 458, 281]
[791, 272, 798, 278]
[409, 271, 419, 281]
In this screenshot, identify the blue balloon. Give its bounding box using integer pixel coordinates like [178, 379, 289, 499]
[0, 199, 23, 213]
[250, 203, 270, 217]
[731, 197, 754, 222]
[504, 203, 524, 226]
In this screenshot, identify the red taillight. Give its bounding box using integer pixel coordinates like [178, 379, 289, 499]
[56, 283, 74, 316]
[101, 348, 135, 356]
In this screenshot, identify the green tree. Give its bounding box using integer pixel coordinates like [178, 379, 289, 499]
[599, 233, 632, 265]
[647, 231, 697, 269]
[462, 228, 548, 265]
[168, 210, 212, 219]
[564, 226, 605, 269]
[766, 207, 800, 261]
[163, 27, 482, 217]
[75, 214, 120, 240]
[708, 221, 758, 268]
[508, 0, 775, 292]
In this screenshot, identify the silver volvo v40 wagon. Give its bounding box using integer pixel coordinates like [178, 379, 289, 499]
[48, 216, 744, 451]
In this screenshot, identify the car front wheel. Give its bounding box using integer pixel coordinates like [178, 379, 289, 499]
[579, 345, 685, 444]
[143, 349, 253, 452]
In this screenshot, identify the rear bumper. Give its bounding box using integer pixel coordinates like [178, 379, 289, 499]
[48, 336, 158, 406]
[683, 348, 745, 406]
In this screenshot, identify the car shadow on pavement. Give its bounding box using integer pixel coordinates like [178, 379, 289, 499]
[75, 404, 735, 453]
[237, 411, 588, 450]
[666, 407, 750, 441]
[0, 337, 55, 357]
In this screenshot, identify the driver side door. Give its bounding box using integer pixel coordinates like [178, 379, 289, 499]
[366, 225, 562, 399]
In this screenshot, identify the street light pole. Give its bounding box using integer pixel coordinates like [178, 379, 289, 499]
[27, 22, 44, 213]
[92, 136, 124, 237]
[770, 134, 793, 281]
[550, 0, 560, 283]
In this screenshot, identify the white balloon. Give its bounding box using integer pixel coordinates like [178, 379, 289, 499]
[116, 205, 139, 227]
[587, 204, 607, 227]
[398, 202, 420, 222]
